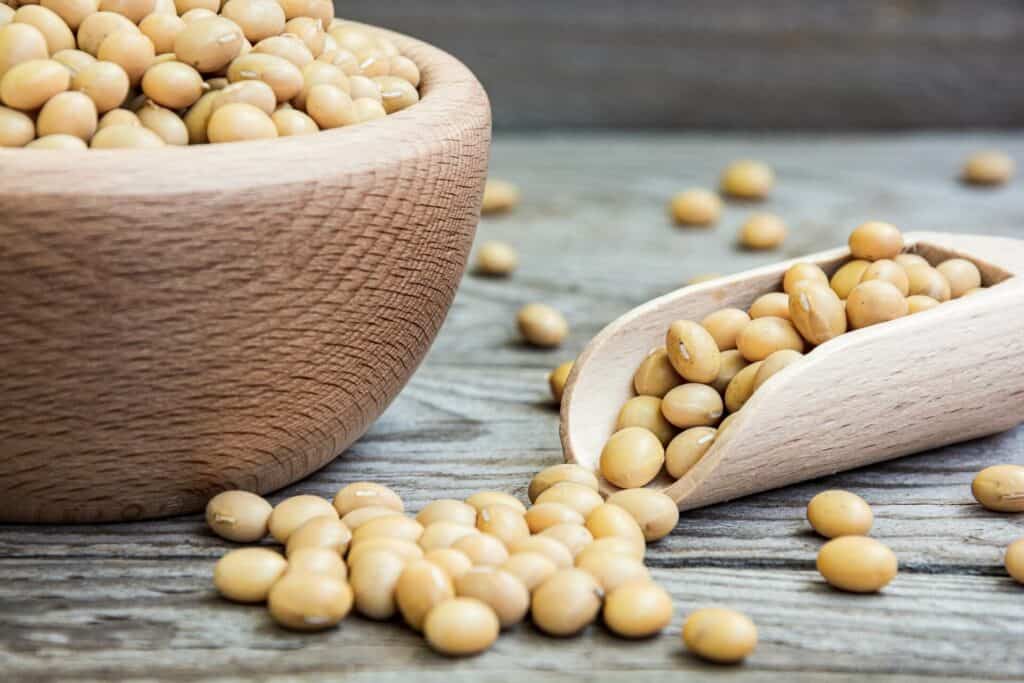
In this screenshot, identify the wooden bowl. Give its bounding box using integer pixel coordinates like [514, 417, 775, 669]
[0, 26, 491, 523]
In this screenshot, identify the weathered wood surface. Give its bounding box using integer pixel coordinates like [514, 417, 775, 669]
[2, 132, 1024, 682]
[339, 1, 1024, 129]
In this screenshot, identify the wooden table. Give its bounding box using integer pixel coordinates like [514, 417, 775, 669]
[3, 133, 1023, 682]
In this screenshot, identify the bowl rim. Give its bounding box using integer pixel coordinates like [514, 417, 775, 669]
[0, 22, 491, 196]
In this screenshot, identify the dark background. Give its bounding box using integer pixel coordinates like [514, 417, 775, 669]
[340, 0, 1024, 130]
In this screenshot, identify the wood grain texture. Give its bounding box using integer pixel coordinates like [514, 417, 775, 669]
[562, 233, 1024, 508]
[338, 0, 1024, 129]
[2, 132, 1024, 681]
[0, 26, 492, 523]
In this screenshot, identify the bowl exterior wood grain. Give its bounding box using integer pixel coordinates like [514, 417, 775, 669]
[0, 27, 491, 523]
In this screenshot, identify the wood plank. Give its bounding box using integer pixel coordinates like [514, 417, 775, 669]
[2, 563, 1021, 681]
[339, 1, 1024, 129]
[2, 132, 1023, 681]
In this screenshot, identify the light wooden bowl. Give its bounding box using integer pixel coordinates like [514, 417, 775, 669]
[0, 26, 491, 523]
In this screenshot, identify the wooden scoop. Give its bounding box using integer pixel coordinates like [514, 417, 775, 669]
[560, 232, 1024, 510]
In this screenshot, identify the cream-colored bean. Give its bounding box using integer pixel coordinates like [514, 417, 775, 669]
[752, 348, 803, 392]
[701, 308, 751, 351]
[333, 481, 404, 517]
[524, 502, 584, 534]
[972, 464, 1024, 512]
[599, 426, 665, 488]
[267, 494, 338, 543]
[665, 426, 716, 479]
[738, 212, 786, 249]
[534, 482, 603, 518]
[452, 532, 509, 567]
[788, 283, 846, 345]
[576, 550, 649, 592]
[182, 89, 216, 142]
[416, 499, 477, 527]
[721, 159, 773, 199]
[374, 74, 417, 113]
[97, 106, 139, 129]
[531, 569, 602, 636]
[861, 259, 909, 296]
[710, 349, 748, 394]
[27, 132, 87, 148]
[98, 0, 155, 23]
[349, 549, 406, 620]
[604, 488, 679, 542]
[817, 535, 897, 592]
[395, 559, 455, 631]
[782, 262, 829, 294]
[585, 503, 645, 555]
[633, 347, 682, 398]
[205, 490, 273, 543]
[748, 291, 790, 319]
[517, 302, 569, 348]
[539, 523, 594, 558]
[806, 490, 873, 539]
[51, 48, 95, 75]
[846, 280, 908, 329]
[683, 607, 758, 663]
[138, 13, 184, 55]
[670, 188, 721, 226]
[76, 11, 138, 57]
[423, 598, 500, 657]
[829, 259, 870, 299]
[227, 51, 303, 102]
[475, 240, 518, 276]
[137, 100, 187, 145]
[271, 106, 317, 135]
[616, 395, 677, 445]
[0, 23, 48, 79]
[480, 177, 519, 214]
[40, 0, 99, 31]
[548, 359, 573, 404]
[89, 121, 164, 147]
[500, 552, 557, 591]
[36, 89, 96, 140]
[220, 0, 285, 43]
[340, 505, 402, 531]
[603, 580, 673, 638]
[507, 535, 574, 569]
[661, 383, 723, 428]
[454, 567, 529, 628]
[267, 571, 352, 631]
[1005, 538, 1024, 584]
[13, 5, 74, 54]
[736, 316, 804, 361]
[906, 295, 940, 314]
[285, 515, 351, 557]
[904, 263, 951, 302]
[936, 258, 982, 298]
[346, 537, 422, 567]
[96, 31, 154, 87]
[576, 536, 644, 563]
[286, 547, 347, 582]
[848, 221, 903, 261]
[723, 360, 762, 413]
[424, 548, 473, 581]
[140, 60, 203, 109]
[0, 58, 68, 110]
[350, 514, 422, 545]
[213, 547, 287, 603]
[73, 60, 128, 112]
[666, 319, 721, 383]
[283, 16, 324, 56]
[465, 491, 526, 514]
[528, 464, 599, 504]
[962, 150, 1015, 186]
[476, 504, 530, 547]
